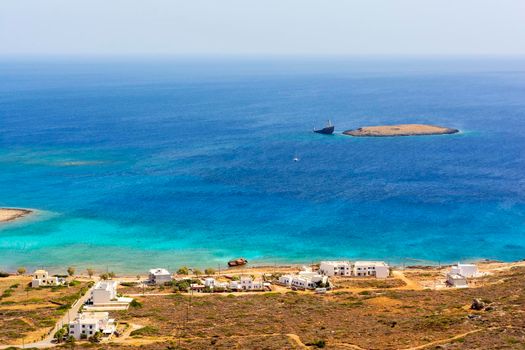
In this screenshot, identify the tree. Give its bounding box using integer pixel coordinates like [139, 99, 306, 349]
[193, 268, 202, 276]
[66, 335, 76, 349]
[100, 273, 109, 280]
[86, 268, 94, 278]
[54, 327, 66, 343]
[67, 267, 75, 277]
[108, 271, 116, 279]
[17, 267, 26, 275]
[177, 266, 189, 275]
[204, 268, 216, 276]
[88, 331, 102, 343]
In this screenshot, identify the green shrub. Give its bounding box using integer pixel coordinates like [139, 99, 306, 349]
[177, 266, 189, 275]
[130, 326, 159, 337]
[130, 299, 142, 308]
[418, 314, 462, 330]
[1, 289, 13, 298]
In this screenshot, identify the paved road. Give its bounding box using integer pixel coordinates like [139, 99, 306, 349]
[0, 285, 94, 349]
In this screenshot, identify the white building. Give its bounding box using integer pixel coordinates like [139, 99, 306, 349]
[148, 268, 172, 285]
[319, 261, 352, 276]
[278, 275, 293, 286]
[31, 270, 64, 288]
[353, 261, 390, 279]
[450, 263, 478, 278]
[291, 276, 317, 289]
[229, 280, 241, 290]
[280, 272, 328, 290]
[86, 281, 132, 310]
[91, 281, 117, 304]
[215, 281, 229, 289]
[68, 312, 115, 339]
[204, 278, 216, 288]
[203, 278, 228, 290]
[240, 276, 264, 290]
[446, 273, 468, 288]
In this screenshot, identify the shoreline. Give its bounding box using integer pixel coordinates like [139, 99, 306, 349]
[0, 208, 33, 224]
[1, 257, 517, 277]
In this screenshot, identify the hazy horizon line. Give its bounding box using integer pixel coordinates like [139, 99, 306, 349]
[2, 53, 525, 61]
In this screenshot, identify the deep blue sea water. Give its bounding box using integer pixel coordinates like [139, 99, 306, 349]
[1, 57, 525, 273]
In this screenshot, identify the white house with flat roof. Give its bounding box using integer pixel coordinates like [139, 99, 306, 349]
[353, 261, 390, 279]
[450, 263, 478, 278]
[240, 276, 264, 290]
[446, 273, 468, 288]
[319, 261, 352, 276]
[85, 281, 132, 310]
[204, 278, 216, 288]
[68, 312, 115, 339]
[229, 280, 241, 290]
[148, 268, 172, 285]
[203, 278, 228, 290]
[91, 281, 117, 304]
[31, 269, 65, 288]
[279, 271, 328, 290]
[278, 274, 294, 286]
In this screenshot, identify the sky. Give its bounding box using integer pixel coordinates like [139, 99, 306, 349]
[1, 0, 524, 56]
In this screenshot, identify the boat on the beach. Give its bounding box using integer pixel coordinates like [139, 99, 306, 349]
[228, 258, 248, 267]
[314, 120, 335, 135]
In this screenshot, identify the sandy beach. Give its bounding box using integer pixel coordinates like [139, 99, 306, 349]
[0, 208, 32, 223]
[343, 123, 459, 137]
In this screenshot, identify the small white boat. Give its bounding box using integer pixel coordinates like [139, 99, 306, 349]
[293, 155, 300, 162]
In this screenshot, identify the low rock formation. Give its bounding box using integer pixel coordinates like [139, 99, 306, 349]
[471, 298, 485, 310]
[343, 124, 459, 137]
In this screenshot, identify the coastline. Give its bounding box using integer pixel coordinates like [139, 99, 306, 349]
[0, 208, 33, 223]
[1, 256, 515, 277]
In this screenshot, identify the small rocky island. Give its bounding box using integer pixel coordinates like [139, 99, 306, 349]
[343, 124, 459, 137]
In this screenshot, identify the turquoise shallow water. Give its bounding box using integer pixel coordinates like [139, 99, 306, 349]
[1, 57, 525, 273]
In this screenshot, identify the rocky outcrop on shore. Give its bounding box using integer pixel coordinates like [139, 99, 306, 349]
[343, 124, 459, 137]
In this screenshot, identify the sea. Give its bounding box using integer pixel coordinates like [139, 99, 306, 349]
[1, 56, 525, 273]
